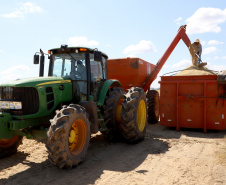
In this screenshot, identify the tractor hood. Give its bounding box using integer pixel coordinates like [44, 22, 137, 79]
[0, 77, 71, 87]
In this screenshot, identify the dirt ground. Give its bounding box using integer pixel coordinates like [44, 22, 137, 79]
[0, 123, 225, 185]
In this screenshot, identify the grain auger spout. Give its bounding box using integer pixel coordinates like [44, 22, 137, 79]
[142, 25, 206, 91]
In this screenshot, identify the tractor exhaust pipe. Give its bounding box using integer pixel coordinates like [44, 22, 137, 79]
[39, 55, 45, 77]
[34, 49, 45, 77]
[39, 49, 45, 77]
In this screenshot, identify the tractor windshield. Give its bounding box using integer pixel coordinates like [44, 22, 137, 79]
[52, 53, 86, 80]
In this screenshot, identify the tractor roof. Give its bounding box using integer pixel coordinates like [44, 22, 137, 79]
[48, 46, 108, 59]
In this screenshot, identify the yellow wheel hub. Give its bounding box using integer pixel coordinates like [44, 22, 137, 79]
[137, 99, 146, 132]
[69, 130, 76, 144]
[68, 119, 86, 155]
[115, 99, 123, 123]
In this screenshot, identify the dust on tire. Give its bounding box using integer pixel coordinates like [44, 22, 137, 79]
[46, 104, 90, 169]
[120, 87, 147, 143]
[102, 87, 125, 142]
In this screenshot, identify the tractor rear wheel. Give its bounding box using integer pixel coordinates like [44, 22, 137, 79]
[120, 87, 147, 143]
[0, 135, 23, 158]
[147, 90, 160, 124]
[102, 87, 125, 141]
[46, 104, 90, 169]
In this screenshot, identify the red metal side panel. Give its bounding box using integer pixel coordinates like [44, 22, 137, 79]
[107, 58, 155, 91]
[178, 83, 204, 129]
[206, 83, 226, 130]
[160, 82, 177, 127]
[159, 75, 226, 131]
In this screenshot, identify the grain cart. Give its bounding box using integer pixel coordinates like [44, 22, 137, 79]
[0, 45, 147, 168]
[107, 25, 199, 125]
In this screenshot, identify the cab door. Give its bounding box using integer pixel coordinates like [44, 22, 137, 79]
[89, 54, 106, 101]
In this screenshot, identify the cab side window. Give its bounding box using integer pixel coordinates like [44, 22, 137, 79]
[90, 54, 103, 82]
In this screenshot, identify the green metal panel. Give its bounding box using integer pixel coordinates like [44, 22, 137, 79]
[0, 76, 74, 139]
[0, 77, 73, 120]
[0, 112, 52, 139]
[0, 113, 14, 139]
[0, 76, 69, 87]
[97, 80, 121, 106]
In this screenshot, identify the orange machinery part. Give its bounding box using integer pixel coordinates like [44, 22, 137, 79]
[107, 25, 192, 92]
[159, 75, 226, 132]
[107, 58, 155, 92]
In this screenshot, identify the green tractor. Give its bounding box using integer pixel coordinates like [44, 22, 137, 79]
[0, 45, 147, 168]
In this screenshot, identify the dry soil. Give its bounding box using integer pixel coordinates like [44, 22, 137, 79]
[0, 123, 225, 185]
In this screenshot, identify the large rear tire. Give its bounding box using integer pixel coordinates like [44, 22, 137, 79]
[102, 87, 125, 141]
[0, 135, 23, 158]
[46, 104, 90, 169]
[120, 87, 147, 143]
[147, 90, 160, 124]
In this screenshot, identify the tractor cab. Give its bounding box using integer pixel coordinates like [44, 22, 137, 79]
[34, 45, 108, 102]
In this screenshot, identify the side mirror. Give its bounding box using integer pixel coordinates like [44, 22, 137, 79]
[94, 51, 102, 62]
[34, 54, 39, 64]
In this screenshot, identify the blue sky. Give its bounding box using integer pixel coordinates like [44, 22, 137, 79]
[0, 0, 226, 88]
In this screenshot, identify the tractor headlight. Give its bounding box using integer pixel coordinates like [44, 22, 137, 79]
[0, 101, 22, 110]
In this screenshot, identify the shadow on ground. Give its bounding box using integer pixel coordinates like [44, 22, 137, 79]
[1, 122, 224, 185]
[0, 124, 169, 185]
[0, 151, 29, 172]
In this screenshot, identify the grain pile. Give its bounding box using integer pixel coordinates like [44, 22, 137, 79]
[175, 65, 216, 76]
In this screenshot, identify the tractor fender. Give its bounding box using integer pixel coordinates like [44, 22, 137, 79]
[97, 80, 121, 106]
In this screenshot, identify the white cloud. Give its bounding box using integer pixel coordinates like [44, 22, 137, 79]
[21, 2, 42, 13]
[186, 7, 226, 34]
[0, 50, 2, 53]
[151, 76, 161, 89]
[123, 40, 157, 56]
[201, 40, 206, 46]
[174, 17, 182, 24]
[0, 65, 29, 75]
[203, 46, 217, 55]
[172, 59, 191, 68]
[0, 65, 30, 83]
[222, 56, 226, 59]
[163, 64, 171, 69]
[207, 64, 226, 71]
[2, 11, 24, 18]
[68, 36, 99, 47]
[207, 40, 224, 45]
[2, 2, 42, 18]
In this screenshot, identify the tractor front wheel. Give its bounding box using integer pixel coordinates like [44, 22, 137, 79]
[0, 135, 23, 158]
[46, 104, 90, 169]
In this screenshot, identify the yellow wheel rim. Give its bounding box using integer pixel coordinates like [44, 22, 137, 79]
[0, 135, 18, 148]
[115, 99, 123, 123]
[68, 119, 87, 155]
[137, 99, 146, 132]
